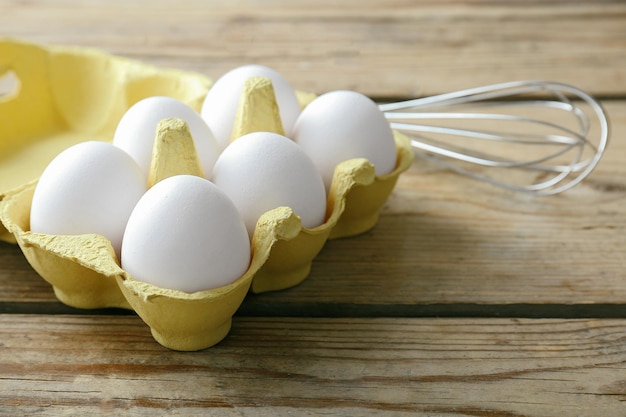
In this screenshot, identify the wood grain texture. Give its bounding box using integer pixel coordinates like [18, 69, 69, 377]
[1, 2, 626, 415]
[1, 315, 626, 416]
[0, 0, 624, 97]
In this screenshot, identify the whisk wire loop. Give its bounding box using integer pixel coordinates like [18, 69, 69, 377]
[380, 80, 609, 195]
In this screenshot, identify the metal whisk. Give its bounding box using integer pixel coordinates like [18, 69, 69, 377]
[379, 80, 609, 195]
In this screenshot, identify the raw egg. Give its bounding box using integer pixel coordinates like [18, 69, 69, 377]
[112, 96, 220, 177]
[292, 90, 397, 191]
[121, 175, 251, 293]
[201, 65, 301, 150]
[211, 132, 327, 237]
[30, 141, 147, 258]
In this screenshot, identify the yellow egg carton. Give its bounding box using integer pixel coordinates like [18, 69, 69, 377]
[0, 39, 413, 351]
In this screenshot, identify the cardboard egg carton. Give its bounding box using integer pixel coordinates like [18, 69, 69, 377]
[0, 39, 413, 351]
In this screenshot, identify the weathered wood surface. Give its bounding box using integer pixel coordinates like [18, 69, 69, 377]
[1, 1, 626, 415]
[0, 0, 624, 97]
[2, 315, 626, 416]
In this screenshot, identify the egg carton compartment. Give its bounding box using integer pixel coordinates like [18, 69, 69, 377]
[0, 38, 212, 241]
[0, 40, 413, 351]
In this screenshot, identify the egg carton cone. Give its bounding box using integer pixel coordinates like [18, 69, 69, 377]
[0, 40, 413, 351]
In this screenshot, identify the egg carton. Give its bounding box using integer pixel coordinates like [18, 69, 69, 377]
[0, 39, 413, 351]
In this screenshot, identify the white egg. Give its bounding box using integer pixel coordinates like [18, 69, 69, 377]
[211, 132, 327, 237]
[30, 141, 147, 258]
[121, 175, 250, 293]
[201, 65, 301, 150]
[112, 96, 220, 177]
[292, 90, 398, 191]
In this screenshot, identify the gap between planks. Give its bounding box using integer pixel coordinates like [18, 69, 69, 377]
[3, 300, 626, 320]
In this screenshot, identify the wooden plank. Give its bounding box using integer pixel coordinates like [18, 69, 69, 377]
[0, 0, 624, 97]
[0, 241, 55, 304]
[2, 100, 624, 309]
[1, 315, 625, 416]
[250, 101, 626, 306]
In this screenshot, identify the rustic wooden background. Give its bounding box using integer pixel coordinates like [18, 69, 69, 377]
[1, 1, 626, 415]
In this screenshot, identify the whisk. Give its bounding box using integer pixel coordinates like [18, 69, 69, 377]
[379, 80, 609, 195]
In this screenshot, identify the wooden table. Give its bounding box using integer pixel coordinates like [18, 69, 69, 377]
[1, 1, 626, 415]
